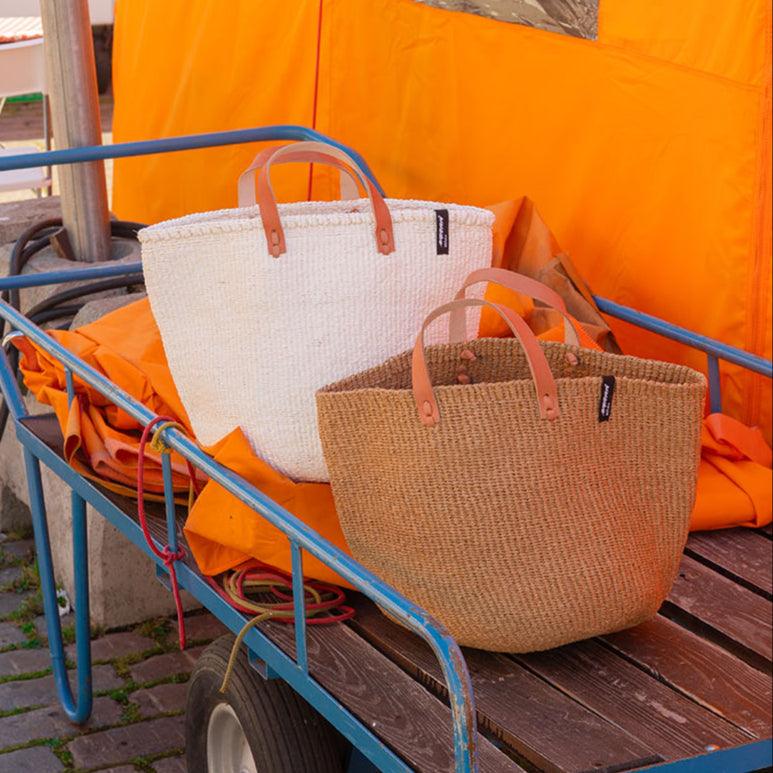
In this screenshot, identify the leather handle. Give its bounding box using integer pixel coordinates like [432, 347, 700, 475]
[450, 267, 582, 347]
[413, 297, 560, 428]
[240, 141, 395, 258]
[238, 144, 361, 206]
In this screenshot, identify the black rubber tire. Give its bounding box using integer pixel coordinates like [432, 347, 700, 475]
[185, 634, 346, 773]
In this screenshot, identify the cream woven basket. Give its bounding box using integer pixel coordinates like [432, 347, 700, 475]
[140, 142, 493, 481]
[316, 294, 707, 652]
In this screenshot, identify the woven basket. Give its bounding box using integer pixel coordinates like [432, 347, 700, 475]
[140, 142, 493, 481]
[316, 297, 706, 652]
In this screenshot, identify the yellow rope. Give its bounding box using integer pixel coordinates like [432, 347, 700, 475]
[218, 575, 326, 693]
[149, 420, 187, 454]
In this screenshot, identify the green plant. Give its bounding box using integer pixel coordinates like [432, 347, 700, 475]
[136, 617, 172, 643]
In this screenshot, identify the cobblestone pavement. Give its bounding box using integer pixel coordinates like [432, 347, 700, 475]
[0, 531, 228, 772]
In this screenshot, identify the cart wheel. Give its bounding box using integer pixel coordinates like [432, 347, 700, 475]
[186, 634, 346, 773]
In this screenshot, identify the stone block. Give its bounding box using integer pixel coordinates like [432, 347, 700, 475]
[0, 744, 64, 773]
[129, 645, 206, 685]
[67, 715, 185, 769]
[65, 630, 158, 662]
[0, 664, 122, 711]
[132, 682, 188, 717]
[0, 196, 62, 246]
[154, 755, 188, 773]
[0, 621, 25, 647]
[0, 695, 121, 747]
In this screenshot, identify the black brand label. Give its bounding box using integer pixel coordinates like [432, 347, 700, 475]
[435, 209, 449, 255]
[598, 375, 615, 422]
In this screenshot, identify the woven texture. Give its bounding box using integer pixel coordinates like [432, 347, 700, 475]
[140, 198, 493, 481]
[317, 338, 706, 651]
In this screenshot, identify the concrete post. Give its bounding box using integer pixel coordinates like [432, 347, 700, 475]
[39, 0, 111, 262]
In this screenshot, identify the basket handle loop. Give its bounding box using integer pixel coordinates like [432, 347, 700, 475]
[413, 298, 560, 427]
[239, 141, 395, 258]
[238, 144, 361, 205]
[451, 267, 582, 347]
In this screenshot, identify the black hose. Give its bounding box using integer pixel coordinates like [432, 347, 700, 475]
[0, 218, 147, 442]
[24, 273, 145, 320]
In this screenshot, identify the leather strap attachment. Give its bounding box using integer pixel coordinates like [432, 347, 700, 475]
[413, 298, 560, 428]
[239, 141, 395, 258]
[238, 144, 360, 206]
[451, 267, 582, 347]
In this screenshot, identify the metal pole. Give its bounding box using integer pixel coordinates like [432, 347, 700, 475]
[39, 0, 111, 262]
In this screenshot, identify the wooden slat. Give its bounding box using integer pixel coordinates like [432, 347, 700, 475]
[515, 639, 755, 762]
[603, 616, 772, 738]
[261, 617, 524, 773]
[347, 596, 661, 773]
[686, 528, 773, 599]
[664, 554, 773, 671]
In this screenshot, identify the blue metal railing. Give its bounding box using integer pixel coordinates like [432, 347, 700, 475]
[0, 125, 386, 197]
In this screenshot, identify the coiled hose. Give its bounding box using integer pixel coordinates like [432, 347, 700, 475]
[0, 217, 146, 442]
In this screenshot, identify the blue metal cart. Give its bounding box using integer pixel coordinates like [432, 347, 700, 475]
[0, 134, 771, 773]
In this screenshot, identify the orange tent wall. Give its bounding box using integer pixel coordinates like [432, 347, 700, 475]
[111, 0, 772, 443]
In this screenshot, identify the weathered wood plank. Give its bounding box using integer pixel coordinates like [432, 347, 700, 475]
[686, 528, 772, 599]
[515, 639, 755, 762]
[262, 616, 525, 773]
[603, 616, 772, 739]
[348, 596, 661, 773]
[664, 554, 773, 671]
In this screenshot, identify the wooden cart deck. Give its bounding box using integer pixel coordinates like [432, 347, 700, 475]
[22, 413, 773, 773]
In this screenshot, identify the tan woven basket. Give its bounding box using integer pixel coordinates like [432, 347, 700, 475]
[316, 297, 706, 652]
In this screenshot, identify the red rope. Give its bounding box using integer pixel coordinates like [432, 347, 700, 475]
[137, 416, 196, 649]
[205, 563, 354, 624]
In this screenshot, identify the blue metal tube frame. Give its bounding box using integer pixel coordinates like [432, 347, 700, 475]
[595, 297, 773, 378]
[0, 125, 386, 197]
[0, 296, 477, 773]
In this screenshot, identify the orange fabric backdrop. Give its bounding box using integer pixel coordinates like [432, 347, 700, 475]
[111, 0, 771, 442]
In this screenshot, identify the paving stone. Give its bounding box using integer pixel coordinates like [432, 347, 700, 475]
[0, 567, 22, 589]
[132, 682, 188, 717]
[0, 589, 36, 618]
[0, 646, 51, 676]
[0, 621, 26, 647]
[98, 767, 138, 773]
[0, 664, 123, 710]
[153, 754, 187, 773]
[65, 631, 158, 662]
[129, 645, 205, 684]
[0, 695, 121, 747]
[32, 612, 74, 641]
[0, 745, 65, 773]
[67, 714, 185, 769]
[0, 539, 35, 561]
[178, 612, 228, 643]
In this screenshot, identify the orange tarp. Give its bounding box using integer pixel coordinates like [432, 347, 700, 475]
[111, 0, 771, 447]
